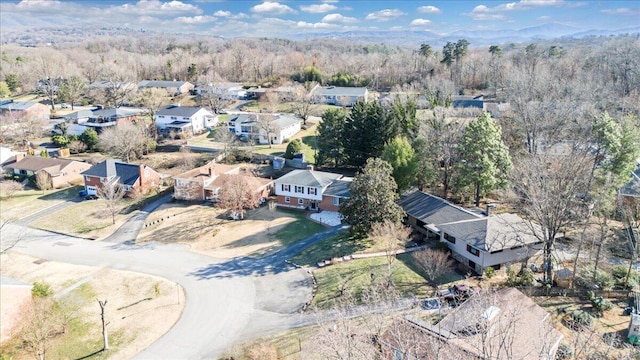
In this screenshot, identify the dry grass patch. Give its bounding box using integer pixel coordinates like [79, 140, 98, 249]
[0, 253, 184, 360]
[30, 199, 136, 239]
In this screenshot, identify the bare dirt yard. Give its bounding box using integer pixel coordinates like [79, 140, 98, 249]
[0, 252, 185, 360]
[137, 203, 315, 259]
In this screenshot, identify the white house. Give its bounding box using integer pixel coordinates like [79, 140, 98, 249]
[399, 191, 543, 274]
[258, 114, 302, 145]
[138, 80, 194, 95]
[155, 105, 216, 136]
[310, 85, 368, 106]
[227, 113, 258, 140]
[194, 82, 244, 99]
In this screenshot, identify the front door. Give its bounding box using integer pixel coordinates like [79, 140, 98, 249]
[310, 201, 318, 211]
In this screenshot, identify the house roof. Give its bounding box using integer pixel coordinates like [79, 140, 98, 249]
[0, 101, 43, 111]
[437, 213, 542, 252]
[274, 169, 342, 188]
[620, 160, 640, 198]
[157, 105, 210, 118]
[138, 80, 193, 88]
[434, 288, 563, 359]
[82, 159, 145, 186]
[398, 191, 481, 227]
[207, 173, 273, 191]
[272, 115, 301, 129]
[229, 114, 258, 124]
[311, 86, 367, 97]
[173, 161, 241, 182]
[323, 178, 352, 198]
[8, 156, 86, 176]
[89, 107, 140, 120]
[63, 109, 93, 121]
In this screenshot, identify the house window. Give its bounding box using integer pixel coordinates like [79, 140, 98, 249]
[171, 116, 177, 120]
[85, 176, 90, 182]
[284, 196, 290, 203]
[282, 184, 290, 192]
[307, 187, 317, 195]
[333, 197, 340, 206]
[295, 186, 304, 194]
[444, 233, 456, 244]
[298, 198, 304, 205]
[467, 244, 480, 257]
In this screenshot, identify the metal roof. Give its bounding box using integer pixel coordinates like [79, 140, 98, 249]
[311, 86, 367, 97]
[138, 80, 192, 88]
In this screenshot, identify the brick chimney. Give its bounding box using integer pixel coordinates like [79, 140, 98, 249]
[139, 165, 145, 189]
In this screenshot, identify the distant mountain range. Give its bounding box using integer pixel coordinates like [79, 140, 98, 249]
[2, 22, 638, 47]
[290, 22, 640, 47]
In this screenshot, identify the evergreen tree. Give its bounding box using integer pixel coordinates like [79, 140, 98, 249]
[456, 112, 512, 206]
[316, 108, 346, 167]
[341, 158, 405, 235]
[343, 101, 395, 168]
[382, 136, 418, 194]
[390, 96, 418, 138]
[80, 128, 99, 151]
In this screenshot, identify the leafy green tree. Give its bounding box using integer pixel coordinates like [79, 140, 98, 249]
[316, 108, 346, 167]
[187, 63, 198, 81]
[341, 158, 405, 235]
[489, 45, 502, 57]
[382, 136, 417, 194]
[419, 43, 433, 59]
[58, 75, 86, 110]
[441, 42, 455, 68]
[456, 112, 512, 206]
[454, 39, 470, 63]
[4, 72, 20, 92]
[0, 81, 9, 97]
[390, 96, 418, 138]
[343, 101, 396, 168]
[80, 128, 99, 151]
[51, 134, 69, 148]
[284, 138, 305, 159]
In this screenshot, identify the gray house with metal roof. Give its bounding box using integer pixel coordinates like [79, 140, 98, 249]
[310, 85, 368, 106]
[399, 191, 543, 274]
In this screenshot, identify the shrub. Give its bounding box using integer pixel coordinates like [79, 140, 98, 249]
[484, 266, 496, 279]
[435, 241, 451, 253]
[32, 281, 52, 298]
[506, 269, 518, 286]
[519, 268, 535, 286]
[556, 343, 574, 360]
[565, 310, 593, 331]
[284, 138, 304, 159]
[579, 267, 614, 291]
[591, 296, 614, 315]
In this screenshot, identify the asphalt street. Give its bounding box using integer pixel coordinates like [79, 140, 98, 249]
[1, 210, 346, 359]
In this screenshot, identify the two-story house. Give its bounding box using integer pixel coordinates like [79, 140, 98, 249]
[399, 191, 543, 274]
[172, 161, 241, 201]
[83, 107, 141, 134]
[81, 159, 161, 196]
[155, 105, 216, 137]
[274, 167, 348, 211]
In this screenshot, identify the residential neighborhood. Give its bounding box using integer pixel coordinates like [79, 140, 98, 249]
[1, 2, 639, 359]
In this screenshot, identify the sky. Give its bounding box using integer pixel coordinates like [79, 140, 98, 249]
[1, 0, 639, 38]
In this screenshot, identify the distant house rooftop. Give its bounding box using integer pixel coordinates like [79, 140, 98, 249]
[157, 105, 208, 118]
[311, 86, 367, 97]
[138, 80, 192, 88]
[0, 101, 43, 111]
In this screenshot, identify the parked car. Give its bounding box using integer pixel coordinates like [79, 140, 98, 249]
[438, 284, 480, 305]
[60, 103, 69, 109]
[78, 189, 87, 197]
[84, 194, 98, 200]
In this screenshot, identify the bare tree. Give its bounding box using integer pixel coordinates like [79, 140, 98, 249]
[18, 298, 68, 360]
[369, 220, 411, 286]
[96, 179, 125, 225]
[214, 128, 238, 163]
[256, 113, 276, 148]
[0, 179, 23, 200]
[217, 174, 261, 220]
[35, 171, 52, 193]
[98, 122, 149, 162]
[136, 87, 171, 138]
[411, 248, 454, 286]
[291, 83, 317, 125]
[97, 299, 109, 351]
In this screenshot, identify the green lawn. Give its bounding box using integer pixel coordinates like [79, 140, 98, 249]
[289, 232, 375, 266]
[312, 257, 432, 309]
[273, 209, 326, 247]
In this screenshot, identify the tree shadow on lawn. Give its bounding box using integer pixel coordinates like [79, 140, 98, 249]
[188, 255, 294, 279]
[396, 253, 464, 288]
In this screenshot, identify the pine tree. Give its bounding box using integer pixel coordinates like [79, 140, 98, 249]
[316, 108, 346, 167]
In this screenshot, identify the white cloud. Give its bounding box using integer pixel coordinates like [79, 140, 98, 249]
[417, 5, 441, 14]
[410, 18, 432, 26]
[296, 21, 337, 29]
[300, 3, 337, 13]
[321, 13, 357, 24]
[103, 1, 202, 17]
[321, 0, 339, 2]
[469, 0, 563, 15]
[250, 1, 296, 15]
[214, 10, 231, 17]
[176, 15, 216, 24]
[538, 15, 551, 20]
[467, 4, 508, 21]
[365, 9, 404, 22]
[601, 7, 639, 16]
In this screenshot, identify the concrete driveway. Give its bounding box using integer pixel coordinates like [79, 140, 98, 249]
[0, 221, 339, 359]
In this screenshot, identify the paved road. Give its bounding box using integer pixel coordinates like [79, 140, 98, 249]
[103, 194, 173, 244]
[1, 219, 347, 359]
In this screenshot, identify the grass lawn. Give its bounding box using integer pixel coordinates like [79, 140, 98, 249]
[289, 232, 376, 266]
[0, 185, 83, 221]
[30, 197, 136, 239]
[273, 209, 326, 247]
[312, 257, 432, 309]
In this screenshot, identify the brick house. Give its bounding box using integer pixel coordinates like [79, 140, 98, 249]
[0, 100, 50, 121]
[5, 155, 91, 188]
[273, 167, 350, 211]
[81, 159, 161, 196]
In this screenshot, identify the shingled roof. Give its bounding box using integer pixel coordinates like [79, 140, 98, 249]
[398, 191, 481, 227]
[274, 169, 341, 188]
[81, 159, 144, 186]
[8, 156, 83, 176]
[157, 105, 209, 118]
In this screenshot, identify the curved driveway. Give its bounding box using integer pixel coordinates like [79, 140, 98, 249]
[1, 220, 345, 359]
